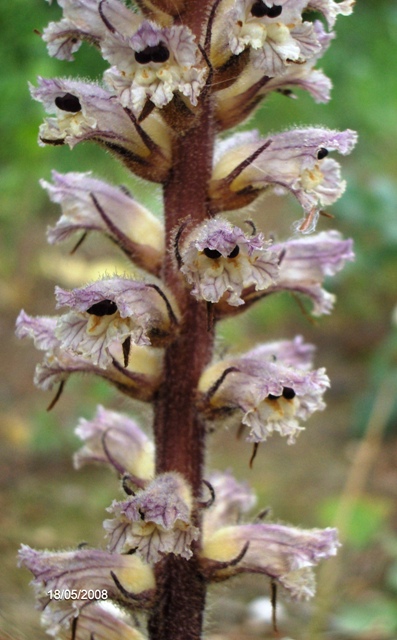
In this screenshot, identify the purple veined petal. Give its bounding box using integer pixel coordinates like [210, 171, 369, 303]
[30, 77, 172, 183]
[198, 350, 329, 443]
[42, 170, 165, 274]
[244, 335, 316, 369]
[180, 218, 279, 306]
[101, 21, 207, 116]
[18, 545, 154, 622]
[268, 230, 355, 315]
[54, 277, 179, 368]
[210, 127, 357, 227]
[42, 0, 141, 61]
[105, 472, 199, 563]
[41, 601, 147, 640]
[203, 471, 257, 538]
[307, 0, 355, 28]
[74, 405, 155, 481]
[16, 311, 162, 401]
[202, 522, 340, 599]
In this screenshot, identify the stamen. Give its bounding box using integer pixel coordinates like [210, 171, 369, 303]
[86, 299, 118, 316]
[55, 93, 81, 113]
[227, 245, 240, 258]
[203, 247, 222, 259]
[317, 147, 329, 160]
[282, 386, 296, 400]
[122, 336, 131, 368]
[134, 43, 170, 65]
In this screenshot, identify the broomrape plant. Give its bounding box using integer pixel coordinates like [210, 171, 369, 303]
[17, 0, 356, 638]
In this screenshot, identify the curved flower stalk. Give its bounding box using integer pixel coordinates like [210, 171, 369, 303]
[18, 1, 356, 638]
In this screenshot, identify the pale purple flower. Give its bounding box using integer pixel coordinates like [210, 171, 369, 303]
[41, 601, 147, 640]
[74, 405, 155, 483]
[42, 171, 165, 274]
[102, 21, 207, 116]
[18, 545, 155, 624]
[244, 335, 316, 369]
[105, 472, 199, 563]
[30, 77, 171, 182]
[211, 128, 357, 230]
[271, 230, 355, 315]
[198, 347, 329, 443]
[42, 0, 141, 61]
[15, 310, 162, 400]
[203, 471, 257, 540]
[202, 522, 339, 599]
[180, 218, 279, 306]
[54, 277, 179, 368]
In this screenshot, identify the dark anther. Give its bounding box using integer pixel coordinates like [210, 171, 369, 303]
[134, 43, 170, 65]
[317, 147, 329, 160]
[55, 93, 81, 113]
[249, 442, 259, 469]
[227, 245, 240, 259]
[122, 336, 131, 368]
[203, 247, 222, 259]
[125, 547, 138, 555]
[86, 299, 118, 316]
[122, 475, 136, 496]
[138, 508, 145, 521]
[268, 393, 281, 400]
[266, 3, 282, 17]
[47, 380, 65, 411]
[251, 1, 282, 18]
[282, 386, 296, 400]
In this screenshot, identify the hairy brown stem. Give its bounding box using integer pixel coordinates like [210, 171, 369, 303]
[148, 96, 215, 640]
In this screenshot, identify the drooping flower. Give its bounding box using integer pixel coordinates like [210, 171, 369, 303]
[102, 20, 207, 116]
[42, 0, 141, 61]
[41, 601, 147, 640]
[18, 545, 155, 627]
[198, 340, 329, 443]
[74, 405, 155, 484]
[202, 522, 339, 599]
[42, 171, 165, 275]
[105, 472, 199, 563]
[210, 128, 357, 230]
[54, 277, 179, 368]
[179, 217, 279, 306]
[30, 77, 172, 182]
[15, 310, 162, 401]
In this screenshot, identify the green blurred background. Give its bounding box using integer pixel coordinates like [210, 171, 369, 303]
[1, 1, 397, 638]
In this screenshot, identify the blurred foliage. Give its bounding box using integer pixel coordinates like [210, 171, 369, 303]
[1, 1, 397, 639]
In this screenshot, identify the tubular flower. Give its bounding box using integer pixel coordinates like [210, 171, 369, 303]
[41, 602, 147, 640]
[210, 128, 357, 228]
[42, 0, 141, 61]
[15, 310, 162, 401]
[102, 20, 207, 116]
[54, 277, 179, 368]
[198, 343, 329, 443]
[203, 471, 257, 539]
[105, 472, 199, 563]
[179, 218, 279, 306]
[43, 171, 165, 275]
[271, 230, 355, 314]
[74, 405, 155, 483]
[30, 77, 172, 182]
[224, 0, 322, 76]
[202, 522, 339, 599]
[18, 545, 155, 626]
